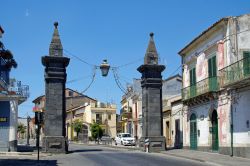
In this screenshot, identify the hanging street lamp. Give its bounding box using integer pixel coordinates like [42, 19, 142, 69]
[100, 59, 110, 77]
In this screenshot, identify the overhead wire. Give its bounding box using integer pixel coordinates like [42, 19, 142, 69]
[114, 56, 144, 68]
[112, 68, 127, 94]
[66, 75, 92, 84]
[64, 49, 96, 67]
[80, 66, 97, 94]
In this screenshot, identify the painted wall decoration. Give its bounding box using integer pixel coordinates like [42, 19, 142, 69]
[217, 41, 224, 70]
[218, 104, 229, 145]
[183, 64, 190, 88]
[196, 53, 208, 82]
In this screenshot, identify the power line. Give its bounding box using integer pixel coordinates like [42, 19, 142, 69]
[112, 68, 127, 94]
[115, 57, 144, 68]
[64, 49, 95, 67]
[66, 75, 92, 84]
[80, 66, 97, 94]
[168, 64, 182, 77]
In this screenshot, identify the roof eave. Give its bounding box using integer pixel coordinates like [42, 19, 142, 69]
[178, 17, 229, 56]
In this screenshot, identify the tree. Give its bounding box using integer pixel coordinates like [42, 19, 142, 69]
[90, 122, 103, 141]
[72, 120, 83, 140]
[17, 123, 26, 139]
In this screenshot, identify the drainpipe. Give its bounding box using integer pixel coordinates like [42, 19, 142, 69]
[230, 96, 234, 157]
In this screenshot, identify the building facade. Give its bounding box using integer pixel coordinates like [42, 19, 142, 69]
[179, 14, 250, 158]
[162, 75, 183, 149]
[0, 26, 29, 152]
[120, 78, 142, 141]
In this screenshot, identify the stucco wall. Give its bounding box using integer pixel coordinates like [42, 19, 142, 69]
[233, 89, 250, 146]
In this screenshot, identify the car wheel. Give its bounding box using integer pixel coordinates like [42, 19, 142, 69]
[115, 141, 117, 145]
[121, 141, 123, 145]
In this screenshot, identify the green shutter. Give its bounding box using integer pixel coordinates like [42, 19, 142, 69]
[190, 70, 193, 85]
[193, 68, 196, 84]
[208, 56, 217, 77]
[212, 56, 217, 77]
[208, 58, 212, 77]
[189, 68, 196, 85]
[243, 51, 250, 76]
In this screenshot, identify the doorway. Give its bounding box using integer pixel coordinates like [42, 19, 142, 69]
[166, 121, 170, 147]
[211, 110, 219, 151]
[190, 114, 197, 150]
[175, 119, 180, 148]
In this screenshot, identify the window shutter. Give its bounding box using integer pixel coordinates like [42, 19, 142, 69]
[190, 70, 193, 85]
[212, 56, 217, 77]
[208, 58, 212, 77]
[243, 51, 250, 75]
[193, 68, 196, 84]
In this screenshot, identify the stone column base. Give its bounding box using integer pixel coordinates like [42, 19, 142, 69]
[139, 136, 166, 152]
[9, 140, 17, 152]
[43, 136, 68, 153]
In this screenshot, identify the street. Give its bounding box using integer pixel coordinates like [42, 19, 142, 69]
[0, 144, 212, 166]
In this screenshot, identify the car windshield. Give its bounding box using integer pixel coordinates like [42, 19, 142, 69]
[122, 134, 131, 137]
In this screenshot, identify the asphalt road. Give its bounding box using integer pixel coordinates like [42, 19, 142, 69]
[0, 144, 213, 166]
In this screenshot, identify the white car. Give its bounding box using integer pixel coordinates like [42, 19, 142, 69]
[115, 133, 135, 146]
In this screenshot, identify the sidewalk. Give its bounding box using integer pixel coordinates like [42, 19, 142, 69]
[161, 149, 250, 166]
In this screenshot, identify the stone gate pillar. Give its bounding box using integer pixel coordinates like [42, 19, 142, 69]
[137, 33, 165, 152]
[42, 22, 70, 153]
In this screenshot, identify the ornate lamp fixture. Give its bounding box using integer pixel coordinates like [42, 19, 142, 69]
[100, 59, 110, 77]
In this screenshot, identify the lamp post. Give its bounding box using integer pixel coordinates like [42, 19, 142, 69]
[27, 116, 31, 145]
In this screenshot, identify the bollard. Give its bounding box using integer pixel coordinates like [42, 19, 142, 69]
[144, 138, 149, 153]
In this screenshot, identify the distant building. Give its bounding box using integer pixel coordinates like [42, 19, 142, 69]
[162, 75, 183, 149]
[120, 79, 142, 141]
[179, 14, 250, 158]
[120, 75, 183, 147]
[32, 88, 96, 138]
[0, 26, 29, 152]
[33, 88, 116, 142]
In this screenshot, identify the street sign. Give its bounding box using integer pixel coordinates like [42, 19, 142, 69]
[0, 117, 7, 122]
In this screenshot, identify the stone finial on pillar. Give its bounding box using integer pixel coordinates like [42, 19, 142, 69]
[144, 32, 159, 65]
[49, 22, 63, 57]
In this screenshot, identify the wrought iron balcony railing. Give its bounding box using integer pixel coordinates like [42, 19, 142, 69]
[219, 58, 250, 87]
[182, 76, 219, 101]
[0, 76, 8, 91]
[8, 79, 29, 99]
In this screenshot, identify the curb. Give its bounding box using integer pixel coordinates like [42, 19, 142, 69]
[0, 152, 53, 157]
[71, 142, 141, 151]
[161, 152, 206, 163]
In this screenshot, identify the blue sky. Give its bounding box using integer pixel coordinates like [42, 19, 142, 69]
[1, 0, 249, 117]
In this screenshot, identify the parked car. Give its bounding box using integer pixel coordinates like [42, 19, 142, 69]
[115, 133, 135, 146]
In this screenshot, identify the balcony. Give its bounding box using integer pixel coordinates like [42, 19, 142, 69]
[219, 58, 250, 88]
[0, 76, 8, 91]
[0, 79, 29, 104]
[182, 76, 219, 102]
[120, 107, 132, 120]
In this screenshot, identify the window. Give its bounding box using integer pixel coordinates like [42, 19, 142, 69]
[189, 68, 196, 97]
[96, 113, 102, 124]
[189, 68, 196, 85]
[243, 51, 250, 76]
[108, 114, 111, 120]
[208, 56, 217, 90]
[68, 91, 73, 97]
[208, 56, 217, 77]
